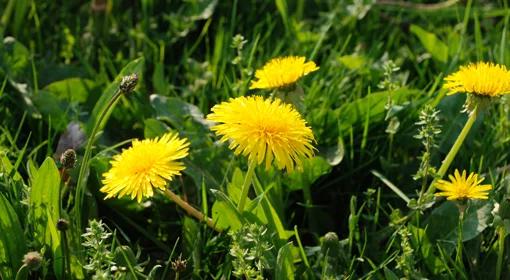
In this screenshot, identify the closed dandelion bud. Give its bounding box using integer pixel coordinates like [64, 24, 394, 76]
[22, 251, 42, 271]
[57, 218, 70, 231]
[321, 232, 340, 258]
[119, 73, 138, 93]
[60, 149, 77, 169]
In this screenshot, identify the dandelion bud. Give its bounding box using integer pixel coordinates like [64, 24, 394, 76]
[119, 73, 139, 94]
[56, 218, 70, 231]
[323, 232, 339, 244]
[22, 251, 42, 271]
[60, 149, 77, 169]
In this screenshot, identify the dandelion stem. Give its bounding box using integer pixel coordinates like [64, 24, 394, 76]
[237, 161, 256, 212]
[162, 189, 220, 232]
[14, 264, 28, 280]
[427, 107, 478, 194]
[75, 88, 123, 230]
[496, 226, 506, 280]
[456, 205, 466, 272]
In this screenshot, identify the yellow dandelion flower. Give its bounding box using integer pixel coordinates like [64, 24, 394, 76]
[207, 95, 315, 171]
[435, 169, 492, 201]
[101, 132, 189, 202]
[443, 62, 510, 97]
[250, 56, 319, 90]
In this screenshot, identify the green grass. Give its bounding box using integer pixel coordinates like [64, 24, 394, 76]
[1, 0, 510, 279]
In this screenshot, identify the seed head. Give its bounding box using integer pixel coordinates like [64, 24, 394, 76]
[171, 255, 187, 273]
[22, 251, 43, 271]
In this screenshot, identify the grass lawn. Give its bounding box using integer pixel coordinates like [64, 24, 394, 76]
[1, 0, 510, 279]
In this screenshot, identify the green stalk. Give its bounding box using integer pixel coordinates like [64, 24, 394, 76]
[456, 205, 466, 272]
[496, 226, 506, 280]
[427, 107, 478, 194]
[0, 0, 16, 35]
[14, 264, 28, 280]
[75, 88, 123, 229]
[162, 189, 220, 232]
[237, 161, 256, 212]
[61, 231, 71, 279]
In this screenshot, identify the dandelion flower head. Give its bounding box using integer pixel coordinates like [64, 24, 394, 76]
[435, 169, 492, 201]
[444, 62, 510, 97]
[249, 56, 319, 90]
[207, 95, 315, 171]
[101, 132, 189, 202]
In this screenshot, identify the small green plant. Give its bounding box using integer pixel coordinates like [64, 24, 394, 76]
[82, 220, 116, 279]
[229, 224, 275, 279]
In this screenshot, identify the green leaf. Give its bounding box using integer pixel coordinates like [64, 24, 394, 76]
[32, 90, 69, 131]
[410, 25, 448, 63]
[143, 118, 170, 139]
[425, 201, 492, 251]
[0, 193, 26, 280]
[0, 37, 30, 79]
[409, 225, 446, 274]
[211, 189, 244, 231]
[338, 54, 368, 71]
[284, 156, 331, 191]
[252, 179, 292, 241]
[383, 268, 399, 280]
[44, 78, 97, 103]
[336, 88, 419, 134]
[150, 94, 211, 131]
[30, 157, 61, 246]
[275, 242, 295, 280]
[86, 57, 144, 134]
[321, 137, 345, 166]
[29, 157, 63, 278]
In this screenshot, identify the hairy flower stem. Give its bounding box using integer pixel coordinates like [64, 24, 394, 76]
[456, 205, 466, 272]
[496, 226, 506, 280]
[14, 264, 28, 280]
[237, 161, 256, 213]
[427, 107, 478, 194]
[162, 189, 220, 232]
[75, 88, 123, 230]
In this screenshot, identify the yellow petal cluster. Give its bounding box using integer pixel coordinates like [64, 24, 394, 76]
[207, 95, 315, 171]
[444, 62, 510, 97]
[435, 169, 492, 201]
[250, 56, 319, 90]
[101, 132, 189, 202]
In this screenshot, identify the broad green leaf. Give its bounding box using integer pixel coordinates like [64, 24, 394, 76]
[383, 268, 399, 280]
[32, 90, 69, 131]
[336, 88, 420, 134]
[284, 156, 331, 191]
[143, 118, 170, 139]
[410, 25, 448, 63]
[0, 37, 30, 79]
[275, 242, 295, 280]
[150, 94, 211, 131]
[409, 225, 446, 274]
[0, 193, 26, 280]
[29, 157, 61, 251]
[253, 179, 292, 240]
[86, 57, 144, 134]
[44, 78, 97, 103]
[338, 54, 368, 71]
[114, 246, 140, 280]
[425, 201, 492, 251]
[152, 62, 168, 95]
[211, 189, 244, 231]
[47, 210, 63, 279]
